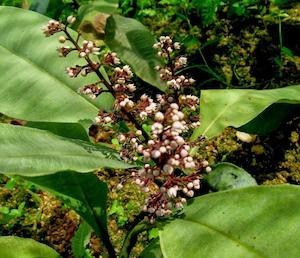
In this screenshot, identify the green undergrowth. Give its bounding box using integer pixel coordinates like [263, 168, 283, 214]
[120, 0, 300, 89]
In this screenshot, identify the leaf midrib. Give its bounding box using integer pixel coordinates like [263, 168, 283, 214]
[0, 43, 98, 112]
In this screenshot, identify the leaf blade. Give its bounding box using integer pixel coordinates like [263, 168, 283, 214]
[0, 6, 112, 125]
[0, 123, 132, 176]
[192, 85, 300, 139]
[0, 236, 61, 258]
[160, 185, 300, 258]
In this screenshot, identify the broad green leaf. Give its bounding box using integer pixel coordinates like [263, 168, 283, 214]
[0, 236, 61, 258]
[0, 123, 132, 176]
[71, 221, 92, 258]
[104, 14, 166, 90]
[26, 121, 91, 141]
[192, 85, 300, 139]
[160, 185, 300, 258]
[205, 162, 257, 191]
[141, 239, 163, 258]
[0, 7, 113, 126]
[26, 171, 109, 245]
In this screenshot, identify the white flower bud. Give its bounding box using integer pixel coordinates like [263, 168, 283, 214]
[187, 182, 194, 189]
[155, 112, 164, 122]
[187, 190, 194, 197]
[58, 36, 66, 43]
[67, 15, 76, 24]
[170, 103, 179, 110]
[159, 146, 167, 153]
[153, 170, 160, 176]
[180, 149, 188, 157]
[118, 134, 126, 143]
[172, 114, 179, 122]
[148, 140, 155, 145]
[206, 166, 212, 173]
[202, 160, 209, 167]
[167, 187, 177, 198]
[151, 150, 161, 159]
[136, 130, 142, 136]
[79, 52, 86, 58]
[163, 164, 174, 175]
[104, 116, 112, 123]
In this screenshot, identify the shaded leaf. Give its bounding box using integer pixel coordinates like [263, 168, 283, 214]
[160, 185, 300, 258]
[0, 123, 132, 176]
[105, 14, 166, 90]
[192, 85, 300, 139]
[0, 236, 61, 258]
[205, 162, 257, 191]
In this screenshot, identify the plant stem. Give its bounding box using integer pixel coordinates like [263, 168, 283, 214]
[278, 16, 283, 77]
[63, 29, 149, 141]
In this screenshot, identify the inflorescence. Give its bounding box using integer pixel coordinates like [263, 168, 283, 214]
[43, 17, 210, 223]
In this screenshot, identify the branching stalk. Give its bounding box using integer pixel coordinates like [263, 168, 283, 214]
[63, 29, 149, 141]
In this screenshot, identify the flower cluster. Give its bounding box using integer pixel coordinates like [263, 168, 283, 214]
[42, 16, 208, 223]
[112, 38, 207, 222]
[42, 19, 65, 37]
[78, 40, 100, 58]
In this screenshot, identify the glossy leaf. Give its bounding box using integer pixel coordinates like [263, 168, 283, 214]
[105, 14, 166, 90]
[160, 185, 300, 258]
[0, 236, 61, 258]
[192, 85, 300, 139]
[205, 162, 257, 191]
[26, 171, 108, 243]
[0, 123, 132, 176]
[0, 7, 113, 126]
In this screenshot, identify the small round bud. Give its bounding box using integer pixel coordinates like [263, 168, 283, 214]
[151, 150, 161, 159]
[206, 166, 212, 173]
[136, 130, 142, 136]
[104, 116, 112, 123]
[67, 15, 76, 24]
[163, 164, 174, 175]
[167, 187, 177, 198]
[155, 112, 164, 122]
[58, 36, 66, 43]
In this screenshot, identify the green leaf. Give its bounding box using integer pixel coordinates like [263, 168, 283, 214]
[26, 121, 91, 141]
[160, 185, 300, 258]
[0, 7, 113, 126]
[141, 239, 163, 258]
[205, 162, 257, 191]
[192, 85, 300, 139]
[0, 123, 133, 176]
[0, 236, 61, 258]
[104, 14, 166, 90]
[26, 171, 108, 241]
[71, 221, 92, 258]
